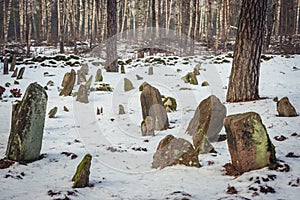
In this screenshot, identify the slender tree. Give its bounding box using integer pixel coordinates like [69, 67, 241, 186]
[226, 0, 268, 102]
[106, 0, 118, 72]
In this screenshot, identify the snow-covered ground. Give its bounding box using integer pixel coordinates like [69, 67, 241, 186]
[0, 51, 299, 200]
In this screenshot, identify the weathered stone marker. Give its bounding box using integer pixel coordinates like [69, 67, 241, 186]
[140, 83, 169, 131]
[9, 55, 16, 71]
[17, 67, 25, 79]
[59, 69, 76, 96]
[72, 154, 92, 188]
[124, 78, 134, 92]
[3, 58, 9, 74]
[186, 95, 226, 147]
[152, 135, 200, 169]
[48, 107, 58, 118]
[95, 69, 103, 82]
[11, 67, 18, 78]
[76, 84, 89, 103]
[6, 83, 48, 163]
[277, 97, 298, 117]
[141, 116, 155, 136]
[118, 104, 125, 115]
[77, 69, 86, 85]
[224, 112, 276, 174]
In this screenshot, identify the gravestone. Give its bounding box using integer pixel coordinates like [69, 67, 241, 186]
[17, 67, 25, 79]
[11, 67, 18, 78]
[140, 83, 169, 131]
[85, 75, 93, 91]
[72, 154, 92, 188]
[9, 56, 16, 71]
[48, 107, 58, 118]
[95, 69, 103, 82]
[3, 58, 9, 74]
[77, 69, 86, 85]
[224, 112, 277, 173]
[80, 63, 89, 75]
[148, 67, 153, 75]
[277, 97, 298, 117]
[124, 78, 134, 92]
[152, 135, 200, 169]
[118, 104, 125, 115]
[76, 84, 89, 103]
[120, 65, 125, 74]
[6, 83, 48, 163]
[141, 116, 155, 136]
[59, 69, 76, 96]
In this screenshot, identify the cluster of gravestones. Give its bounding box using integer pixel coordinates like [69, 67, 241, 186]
[2, 60, 299, 189]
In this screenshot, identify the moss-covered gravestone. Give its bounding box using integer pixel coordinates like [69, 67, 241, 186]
[224, 112, 276, 173]
[6, 83, 48, 163]
[72, 154, 92, 188]
[95, 69, 103, 82]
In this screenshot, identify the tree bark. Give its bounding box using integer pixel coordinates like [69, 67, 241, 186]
[226, 0, 268, 102]
[106, 0, 118, 72]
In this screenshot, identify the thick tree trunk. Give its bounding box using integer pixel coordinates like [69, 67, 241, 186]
[226, 0, 267, 102]
[106, 0, 118, 72]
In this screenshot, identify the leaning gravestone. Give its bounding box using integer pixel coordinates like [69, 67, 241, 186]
[95, 69, 103, 82]
[186, 95, 226, 142]
[17, 67, 25, 79]
[6, 83, 48, 163]
[59, 69, 76, 96]
[80, 63, 89, 75]
[11, 67, 18, 78]
[72, 154, 92, 188]
[152, 135, 200, 169]
[277, 97, 298, 117]
[85, 75, 93, 91]
[224, 112, 276, 174]
[48, 107, 58, 118]
[140, 83, 169, 131]
[76, 84, 89, 103]
[141, 116, 155, 136]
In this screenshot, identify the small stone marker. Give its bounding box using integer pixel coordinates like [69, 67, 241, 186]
[48, 107, 58, 118]
[77, 69, 86, 85]
[118, 104, 125, 115]
[277, 97, 298, 117]
[141, 116, 155, 136]
[95, 69, 103, 82]
[124, 78, 134, 92]
[85, 75, 93, 91]
[148, 67, 153, 75]
[9, 56, 16, 71]
[59, 69, 76, 96]
[76, 85, 89, 103]
[6, 83, 48, 163]
[80, 63, 89, 75]
[11, 67, 18, 78]
[63, 106, 69, 112]
[120, 65, 125, 74]
[3, 58, 9, 74]
[152, 135, 200, 169]
[17, 67, 25, 79]
[72, 154, 92, 188]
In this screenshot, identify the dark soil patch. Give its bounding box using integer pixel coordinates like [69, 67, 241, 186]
[223, 163, 242, 176]
[0, 159, 14, 169]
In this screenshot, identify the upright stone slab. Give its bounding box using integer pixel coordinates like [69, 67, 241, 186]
[76, 85, 89, 103]
[11, 67, 18, 78]
[80, 63, 89, 75]
[59, 69, 76, 96]
[224, 112, 276, 173]
[277, 97, 298, 117]
[95, 69, 103, 82]
[148, 67, 153, 75]
[77, 69, 86, 85]
[140, 83, 169, 131]
[124, 78, 134, 92]
[48, 107, 58, 118]
[118, 104, 125, 115]
[9, 56, 16, 71]
[72, 154, 92, 188]
[85, 75, 93, 91]
[6, 83, 48, 163]
[17, 67, 25, 79]
[186, 95, 226, 142]
[141, 116, 155, 136]
[3, 58, 9, 74]
[152, 135, 200, 169]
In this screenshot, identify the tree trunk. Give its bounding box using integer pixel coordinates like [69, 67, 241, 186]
[27, 0, 33, 57]
[46, 0, 52, 44]
[106, 0, 118, 72]
[226, 0, 267, 102]
[3, 0, 13, 51]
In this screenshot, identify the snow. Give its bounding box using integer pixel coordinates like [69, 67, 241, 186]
[0, 52, 299, 200]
